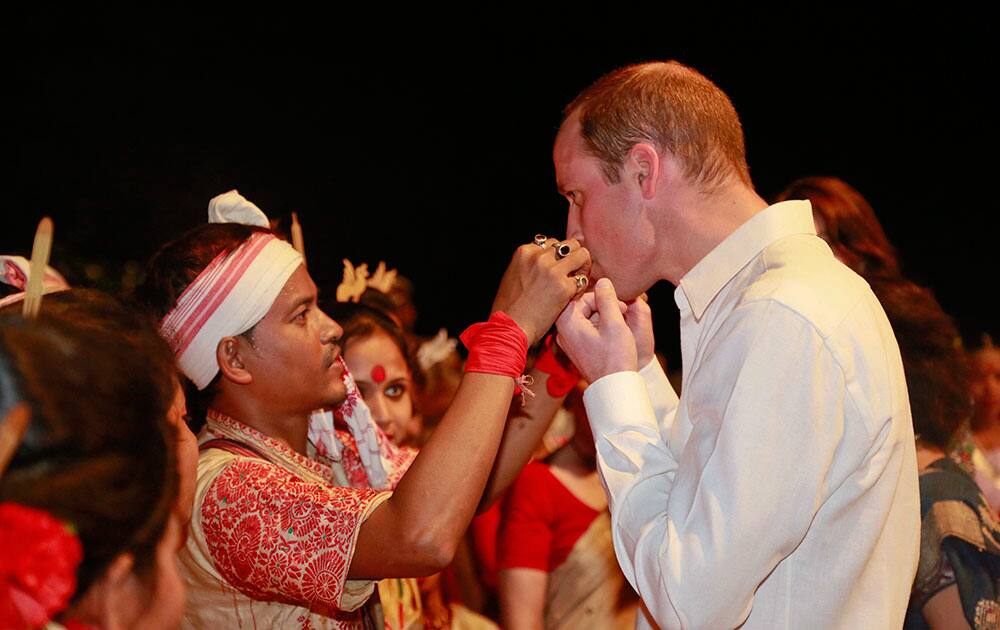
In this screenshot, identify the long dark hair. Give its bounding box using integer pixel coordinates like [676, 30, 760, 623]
[870, 278, 971, 451]
[776, 176, 899, 278]
[0, 303, 177, 599]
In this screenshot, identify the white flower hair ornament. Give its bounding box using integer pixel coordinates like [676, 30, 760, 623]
[417, 328, 458, 371]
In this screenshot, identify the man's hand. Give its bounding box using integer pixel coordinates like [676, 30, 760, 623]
[625, 294, 655, 369]
[492, 238, 590, 345]
[556, 278, 638, 383]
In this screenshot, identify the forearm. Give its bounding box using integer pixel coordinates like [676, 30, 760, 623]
[480, 366, 565, 509]
[351, 373, 514, 577]
[498, 568, 547, 630]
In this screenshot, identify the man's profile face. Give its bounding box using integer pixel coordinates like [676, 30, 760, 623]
[238, 265, 347, 413]
[553, 113, 654, 300]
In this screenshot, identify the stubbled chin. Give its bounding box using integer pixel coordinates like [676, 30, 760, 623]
[591, 267, 643, 301]
[327, 381, 348, 407]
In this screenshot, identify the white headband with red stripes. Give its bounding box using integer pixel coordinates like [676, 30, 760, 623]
[159, 191, 303, 390]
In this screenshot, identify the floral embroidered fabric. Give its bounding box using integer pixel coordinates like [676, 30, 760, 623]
[180, 410, 416, 629]
[905, 457, 1000, 629]
[199, 458, 381, 617]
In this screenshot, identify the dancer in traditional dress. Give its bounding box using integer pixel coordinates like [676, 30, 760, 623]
[139, 191, 590, 628]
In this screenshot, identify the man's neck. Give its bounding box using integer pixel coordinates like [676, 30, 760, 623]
[211, 391, 311, 455]
[657, 182, 770, 285]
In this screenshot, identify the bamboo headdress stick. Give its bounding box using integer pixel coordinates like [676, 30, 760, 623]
[21, 217, 54, 320]
[291, 212, 306, 265]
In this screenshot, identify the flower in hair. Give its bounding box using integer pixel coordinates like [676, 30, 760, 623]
[336, 259, 370, 303]
[417, 328, 458, 371]
[0, 502, 83, 629]
[366, 261, 398, 294]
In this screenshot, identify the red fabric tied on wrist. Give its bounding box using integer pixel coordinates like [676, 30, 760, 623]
[460, 311, 528, 378]
[535, 333, 582, 397]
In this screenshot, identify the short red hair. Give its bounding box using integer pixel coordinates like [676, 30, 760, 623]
[564, 61, 751, 190]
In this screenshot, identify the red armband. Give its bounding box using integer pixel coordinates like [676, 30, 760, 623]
[460, 311, 528, 378]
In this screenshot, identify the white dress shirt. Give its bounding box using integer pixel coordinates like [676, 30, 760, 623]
[583, 201, 920, 629]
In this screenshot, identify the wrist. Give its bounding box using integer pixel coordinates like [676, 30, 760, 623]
[500, 309, 536, 345]
[584, 355, 637, 383]
[461, 312, 529, 378]
[638, 352, 655, 370]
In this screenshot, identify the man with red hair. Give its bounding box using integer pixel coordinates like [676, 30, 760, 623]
[555, 61, 919, 629]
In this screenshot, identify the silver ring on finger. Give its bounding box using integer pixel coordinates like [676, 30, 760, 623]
[533, 234, 548, 248]
[555, 242, 573, 260]
[574, 274, 589, 293]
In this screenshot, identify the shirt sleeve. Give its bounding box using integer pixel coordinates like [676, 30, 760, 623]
[196, 457, 391, 616]
[639, 357, 681, 452]
[496, 463, 555, 572]
[584, 301, 855, 629]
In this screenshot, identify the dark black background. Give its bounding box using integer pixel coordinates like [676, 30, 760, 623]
[3, 8, 996, 368]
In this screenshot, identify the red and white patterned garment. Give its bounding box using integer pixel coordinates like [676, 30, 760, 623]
[180, 410, 417, 629]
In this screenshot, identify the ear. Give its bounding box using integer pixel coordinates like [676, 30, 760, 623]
[103, 552, 135, 589]
[625, 143, 661, 200]
[0, 403, 31, 476]
[64, 552, 137, 628]
[216, 336, 253, 385]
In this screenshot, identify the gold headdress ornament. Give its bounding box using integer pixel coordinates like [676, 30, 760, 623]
[367, 261, 398, 294]
[336, 259, 399, 303]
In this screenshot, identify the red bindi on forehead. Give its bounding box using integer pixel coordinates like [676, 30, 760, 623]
[371, 365, 386, 384]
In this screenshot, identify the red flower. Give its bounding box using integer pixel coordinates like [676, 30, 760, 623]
[0, 503, 83, 629]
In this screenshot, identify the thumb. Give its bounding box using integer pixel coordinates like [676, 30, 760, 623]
[624, 296, 652, 328]
[594, 278, 627, 327]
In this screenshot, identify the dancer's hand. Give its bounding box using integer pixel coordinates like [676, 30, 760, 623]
[492, 238, 590, 345]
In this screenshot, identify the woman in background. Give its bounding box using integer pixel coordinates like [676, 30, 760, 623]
[779, 176, 1000, 629]
[497, 385, 639, 630]
[0, 308, 183, 629]
[336, 299, 498, 629]
[970, 338, 1000, 513]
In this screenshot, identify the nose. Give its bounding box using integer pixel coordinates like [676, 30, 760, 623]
[318, 309, 343, 344]
[367, 393, 390, 428]
[566, 205, 584, 242]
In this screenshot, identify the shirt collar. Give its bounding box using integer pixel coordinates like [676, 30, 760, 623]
[204, 408, 334, 484]
[677, 200, 816, 320]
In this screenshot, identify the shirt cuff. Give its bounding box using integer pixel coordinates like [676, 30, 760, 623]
[583, 370, 658, 436]
[638, 356, 668, 385]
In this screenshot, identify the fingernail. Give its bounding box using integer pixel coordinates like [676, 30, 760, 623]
[596, 277, 612, 289]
